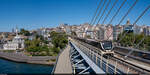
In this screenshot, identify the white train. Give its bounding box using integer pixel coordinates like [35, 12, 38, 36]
[74, 37, 114, 55]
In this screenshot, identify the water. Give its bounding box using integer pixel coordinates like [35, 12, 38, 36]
[0, 58, 53, 74]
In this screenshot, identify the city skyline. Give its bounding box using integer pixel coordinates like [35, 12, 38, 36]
[0, 0, 150, 32]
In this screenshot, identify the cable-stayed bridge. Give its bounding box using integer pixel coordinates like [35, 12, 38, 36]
[53, 0, 150, 74]
[53, 38, 150, 74]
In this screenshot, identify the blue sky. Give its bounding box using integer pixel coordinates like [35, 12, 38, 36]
[0, 0, 150, 32]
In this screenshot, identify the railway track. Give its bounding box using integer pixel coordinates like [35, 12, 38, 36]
[114, 47, 150, 66]
[72, 39, 150, 74]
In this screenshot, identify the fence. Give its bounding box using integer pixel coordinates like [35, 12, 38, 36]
[73, 40, 126, 74]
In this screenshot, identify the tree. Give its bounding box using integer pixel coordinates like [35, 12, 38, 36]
[25, 31, 68, 56]
[20, 29, 30, 36]
[71, 31, 77, 36]
[118, 32, 150, 51]
[86, 35, 91, 39]
[50, 31, 68, 49]
[118, 32, 134, 47]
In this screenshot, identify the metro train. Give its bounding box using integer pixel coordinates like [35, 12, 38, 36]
[73, 37, 114, 55]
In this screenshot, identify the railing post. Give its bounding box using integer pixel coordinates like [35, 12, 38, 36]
[106, 58, 109, 73]
[90, 50, 92, 59]
[96, 54, 98, 64]
[73, 64, 75, 74]
[127, 67, 130, 74]
[114, 61, 118, 74]
[92, 51, 95, 61]
[100, 54, 103, 68]
[91, 51, 93, 60]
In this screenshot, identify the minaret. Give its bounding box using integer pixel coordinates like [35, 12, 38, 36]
[16, 26, 18, 36]
[12, 28, 15, 33]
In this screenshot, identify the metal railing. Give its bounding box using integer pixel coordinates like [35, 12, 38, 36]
[74, 39, 150, 74]
[51, 45, 67, 74]
[72, 40, 123, 74]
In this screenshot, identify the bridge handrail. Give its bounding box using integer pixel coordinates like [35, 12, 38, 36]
[51, 45, 67, 74]
[74, 39, 150, 74]
[73, 40, 122, 74]
[115, 46, 150, 54]
[115, 50, 150, 65]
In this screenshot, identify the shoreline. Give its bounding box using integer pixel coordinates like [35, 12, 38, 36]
[0, 52, 56, 65]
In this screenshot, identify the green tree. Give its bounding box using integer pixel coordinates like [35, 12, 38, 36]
[20, 29, 30, 36]
[71, 31, 77, 36]
[50, 31, 68, 49]
[25, 31, 68, 56]
[118, 32, 150, 51]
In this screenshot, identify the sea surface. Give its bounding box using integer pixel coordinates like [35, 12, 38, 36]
[0, 58, 53, 74]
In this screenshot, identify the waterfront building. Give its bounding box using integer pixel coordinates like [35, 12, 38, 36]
[3, 35, 25, 50]
[3, 28, 25, 50]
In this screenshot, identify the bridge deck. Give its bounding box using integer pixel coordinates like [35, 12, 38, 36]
[54, 45, 73, 74]
[71, 41, 105, 74]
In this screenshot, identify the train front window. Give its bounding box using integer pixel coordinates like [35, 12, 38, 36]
[102, 42, 112, 50]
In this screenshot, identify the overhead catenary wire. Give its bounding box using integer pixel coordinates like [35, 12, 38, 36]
[107, 0, 138, 40]
[108, 0, 127, 25]
[101, 0, 118, 25]
[89, 0, 103, 25]
[96, 0, 111, 25]
[91, 0, 107, 26]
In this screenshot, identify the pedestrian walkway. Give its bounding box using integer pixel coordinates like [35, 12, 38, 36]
[54, 45, 73, 74]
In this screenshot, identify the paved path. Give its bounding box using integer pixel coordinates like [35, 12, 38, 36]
[54, 45, 72, 74]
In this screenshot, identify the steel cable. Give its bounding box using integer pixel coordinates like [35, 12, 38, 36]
[108, 0, 127, 24]
[101, 0, 118, 25]
[96, 0, 111, 25]
[107, 0, 138, 40]
[118, 5, 150, 43]
[90, 0, 103, 25]
[91, 0, 107, 25]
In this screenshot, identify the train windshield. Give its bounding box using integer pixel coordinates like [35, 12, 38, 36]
[102, 41, 112, 50]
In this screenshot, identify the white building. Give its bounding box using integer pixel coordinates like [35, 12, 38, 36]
[3, 35, 25, 50]
[3, 28, 25, 50]
[134, 25, 143, 34]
